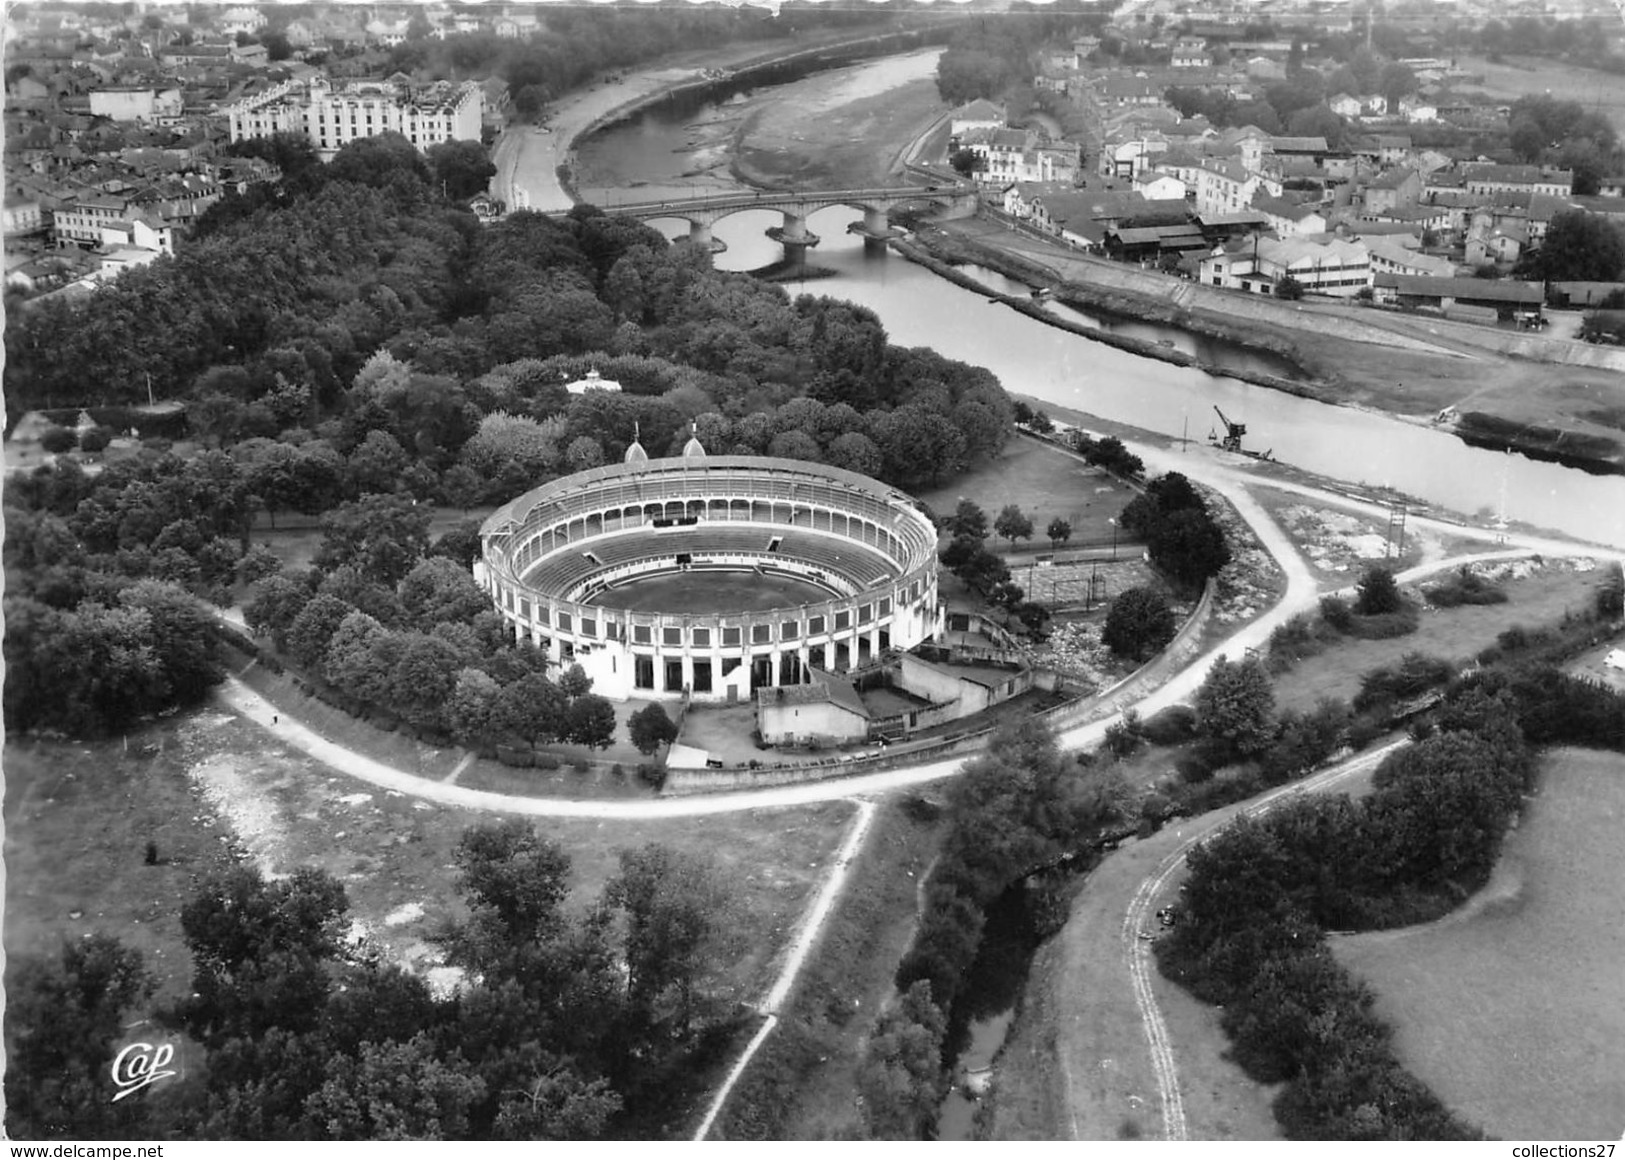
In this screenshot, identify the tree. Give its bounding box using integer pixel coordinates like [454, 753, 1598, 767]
[945, 498, 989, 541]
[40, 425, 76, 454]
[1046, 517, 1072, 548]
[628, 702, 677, 756]
[856, 981, 947, 1140]
[315, 494, 431, 587]
[1529, 210, 1625, 282]
[398, 557, 490, 629]
[558, 663, 593, 699]
[303, 1034, 485, 1140]
[565, 693, 616, 751]
[1103, 586, 1177, 661]
[284, 593, 356, 671]
[948, 147, 981, 177]
[1355, 565, 1402, 615]
[603, 843, 738, 1035]
[1275, 274, 1305, 300]
[447, 667, 502, 744]
[993, 504, 1034, 548]
[496, 672, 568, 746]
[1194, 654, 1277, 760]
[425, 139, 497, 201]
[5, 934, 157, 1140]
[175, 866, 349, 1048]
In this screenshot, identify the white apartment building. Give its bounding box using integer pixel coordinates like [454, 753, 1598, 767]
[228, 78, 484, 160]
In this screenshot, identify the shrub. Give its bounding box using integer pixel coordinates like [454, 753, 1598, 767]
[40, 426, 76, 454]
[1353, 652, 1455, 714]
[78, 426, 112, 454]
[1423, 567, 1508, 608]
[1346, 715, 1383, 750]
[611, 762, 625, 778]
[1176, 751, 1215, 784]
[1344, 606, 1420, 639]
[1355, 566, 1403, 615]
[1140, 704, 1197, 745]
[1597, 567, 1625, 619]
[1104, 718, 1141, 759]
[534, 753, 561, 770]
[638, 762, 666, 790]
[572, 757, 589, 773]
[1319, 594, 1354, 632]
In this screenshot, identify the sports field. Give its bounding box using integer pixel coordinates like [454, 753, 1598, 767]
[1332, 748, 1625, 1140]
[585, 569, 835, 614]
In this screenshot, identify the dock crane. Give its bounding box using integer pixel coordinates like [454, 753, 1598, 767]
[1211, 405, 1246, 452]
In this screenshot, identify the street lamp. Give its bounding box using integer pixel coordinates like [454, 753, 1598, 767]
[1107, 516, 1118, 561]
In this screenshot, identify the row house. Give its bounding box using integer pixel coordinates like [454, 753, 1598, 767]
[52, 194, 175, 256]
[1001, 181, 1079, 231]
[1170, 37, 1212, 68]
[963, 127, 1034, 186]
[1099, 74, 1165, 109]
[1461, 163, 1574, 198]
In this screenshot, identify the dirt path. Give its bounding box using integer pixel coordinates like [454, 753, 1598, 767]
[692, 798, 878, 1140]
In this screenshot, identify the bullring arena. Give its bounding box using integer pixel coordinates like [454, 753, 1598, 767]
[474, 434, 941, 703]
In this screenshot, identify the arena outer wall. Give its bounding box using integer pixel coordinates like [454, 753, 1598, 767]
[474, 454, 942, 703]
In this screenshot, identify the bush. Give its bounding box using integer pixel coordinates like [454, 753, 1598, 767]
[39, 426, 76, 454]
[1355, 566, 1403, 615]
[1343, 606, 1420, 639]
[1176, 751, 1215, 784]
[1353, 652, 1455, 714]
[78, 426, 113, 454]
[638, 762, 666, 790]
[534, 753, 561, 771]
[1346, 715, 1383, 750]
[1318, 594, 1353, 633]
[1596, 567, 1624, 619]
[572, 757, 589, 773]
[1140, 704, 1197, 745]
[1423, 567, 1508, 608]
[611, 762, 625, 778]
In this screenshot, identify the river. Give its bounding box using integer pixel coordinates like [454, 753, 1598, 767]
[577, 61, 1625, 548]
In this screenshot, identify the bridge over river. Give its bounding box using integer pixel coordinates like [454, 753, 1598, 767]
[604, 182, 979, 257]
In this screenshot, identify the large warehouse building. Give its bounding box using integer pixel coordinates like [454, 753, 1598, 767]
[475, 434, 941, 705]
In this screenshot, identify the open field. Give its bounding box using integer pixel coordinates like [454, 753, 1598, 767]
[1271, 559, 1610, 714]
[914, 435, 1133, 551]
[1333, 748, 1625, 1140]
[1454, 54, 1625, 139]
[714, 797, 947, 1139]
[4, 702, 857, 1015]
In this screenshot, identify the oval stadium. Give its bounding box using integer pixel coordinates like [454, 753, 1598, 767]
[474, 431, 941, 704]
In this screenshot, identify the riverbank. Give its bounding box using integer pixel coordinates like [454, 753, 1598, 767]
[902, 218, 1625, 477]
[493, 23, 952, 213]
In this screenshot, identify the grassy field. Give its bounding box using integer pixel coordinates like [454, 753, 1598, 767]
[4, 701, 857, 1019]
[915, 435, 1133, 552]
[1332, 748, 1625, 1140]
[714, 796, 947, 1139]
[1271, 561, 1608, 714]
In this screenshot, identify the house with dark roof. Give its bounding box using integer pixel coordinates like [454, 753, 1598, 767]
[1372, 273, 1542, 321]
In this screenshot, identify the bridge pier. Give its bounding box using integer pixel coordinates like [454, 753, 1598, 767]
[766, 209, 821, 266]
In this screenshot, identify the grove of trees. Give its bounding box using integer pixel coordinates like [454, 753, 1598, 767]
[6, 826, 743, 1140]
